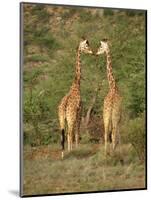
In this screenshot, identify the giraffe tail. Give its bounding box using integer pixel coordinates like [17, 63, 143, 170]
[61, 129, 65, 159]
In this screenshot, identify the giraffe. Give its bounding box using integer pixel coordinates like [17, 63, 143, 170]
[58, 38, 93, 158]
[96, 39, 122, 156]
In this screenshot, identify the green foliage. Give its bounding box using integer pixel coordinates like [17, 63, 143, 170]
[23, 4, 146, 147]
[127, 71, 145, 117]
[129, 114, 145, 161]
[126, 10, 145, 17]
[104, 9, 114, 16]
[23, 68, 43, 85]
[79, 10, 93, 22]
[61, 8, 77, 20]
[24, 4, 60, 53]
[31, 5, 50, 21]
[25, 54, 49, 63]
[33, 32, 60, 52]
[122, 113, 146, 161]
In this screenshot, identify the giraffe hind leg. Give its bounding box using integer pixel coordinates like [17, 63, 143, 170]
[75, 104, 82, 148]
[66, 120, 75, 152]
[112, 113, 121, 152]
[111, 122, 120, 152]
[75, 119, 80, 148]
[58, 108, 66, 158]
[104, 119, 111, 156]
[68, 126, 74, 151]
[61, 129, 65, 151]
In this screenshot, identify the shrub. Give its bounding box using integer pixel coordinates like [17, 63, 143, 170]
[61, 8, 77, 20]
[79, 10, 93, 22]
[25, 54, 49, 63]
[125, 10, 144, 17]
[31, 5, 50, 22]
[104, 9, 114, 16]
[32, 32, 60, 52]
[38, 33, 60, 51]
[122, 113, 146, 161]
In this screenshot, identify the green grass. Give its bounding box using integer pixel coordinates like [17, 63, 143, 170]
[23, 143, 145, 196]
[25, 54, 50, 63]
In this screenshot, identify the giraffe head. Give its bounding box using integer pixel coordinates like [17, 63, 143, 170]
[96, 38, 109, 55]
[78, 38, 93, 54]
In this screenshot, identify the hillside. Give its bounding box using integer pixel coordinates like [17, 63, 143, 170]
[23, 4, 146, 147]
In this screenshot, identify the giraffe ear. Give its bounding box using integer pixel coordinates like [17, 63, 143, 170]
[86, 40, 89, 45]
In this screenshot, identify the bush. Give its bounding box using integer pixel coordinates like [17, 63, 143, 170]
[32, 5, 50, 22]
[61, 8, 77, 20]
[104, 9, 114, 16]
[37, 33, 60, 51]
[23, 4, 146, 150]
[79, 10, 93, 22]
[25, 54, 49, 63]
[126, 10, 144, 17]
[122, 113, 146, 161]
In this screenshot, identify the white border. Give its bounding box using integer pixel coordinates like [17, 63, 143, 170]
[0, 0, 150, 199]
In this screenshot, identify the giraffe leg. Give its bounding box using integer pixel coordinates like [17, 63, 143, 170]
[75, 123, 79, 148]
[103, 106, 111, 157]
[75, 103, 82, 148]
[67, 121, 75, 152]
[112, 99, 122, 152]
[69, 126, 74, 151]
[70, 129, 73, 151]
[75, 119, 80, 148]
[112, 123, 120, 152]
[117, 132, 124, 164]
[112, 124, 123, 163]
[118, 130, 121, 155]
[103, 97, 112, 157]
[61, 129, 65, 150]
[104, 120, 110, 157]
[112, 127, 117, 151]
[116, 125, 121, 155]
[58, 108, 66, 158]
[67, 132, 70, 152]
[112, 111, 121, 152]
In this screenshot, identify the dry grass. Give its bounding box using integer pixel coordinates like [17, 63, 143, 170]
[23, 143, 146, 196]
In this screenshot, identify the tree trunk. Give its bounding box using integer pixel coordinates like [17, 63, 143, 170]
[84, 84, 101, 128]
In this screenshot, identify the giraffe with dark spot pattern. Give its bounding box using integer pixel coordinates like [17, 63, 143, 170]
[58, 38, 93, 158]
[96, 39, 122, 156]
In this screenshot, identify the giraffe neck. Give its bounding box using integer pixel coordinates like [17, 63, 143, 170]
[72, 48, 81, 89]
[106, 49, 117, 92]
